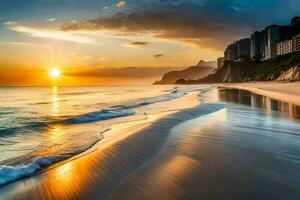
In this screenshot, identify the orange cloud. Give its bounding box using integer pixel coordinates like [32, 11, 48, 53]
[9, 25, 97, 44]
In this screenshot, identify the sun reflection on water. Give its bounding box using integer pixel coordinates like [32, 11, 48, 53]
[48, 124, 65, 146]
[51, 86, 60, 117]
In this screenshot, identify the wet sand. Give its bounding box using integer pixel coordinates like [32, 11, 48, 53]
[1, 85, 300, 199]
[215, 82, 300, 105]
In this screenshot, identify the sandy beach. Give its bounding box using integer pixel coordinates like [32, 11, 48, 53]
[1, 83, 300, 200]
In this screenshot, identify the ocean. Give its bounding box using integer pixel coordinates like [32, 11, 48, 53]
[0, 85, 202, 185]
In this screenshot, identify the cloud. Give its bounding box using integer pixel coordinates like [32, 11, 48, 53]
[60, 1, 258, 51]
[99, 57, 107, 62]
[4, 21, 13, 25]
[0, 42, 36, 46]
[116, 1, 126, 8]
[47, 18, 56, 22]
[59, 0, 300, 51]
[124, 41, 150, 48]
[3, 20, 21, 25]
[83, 55, 92, 60]
[153, 54, 163, 58]
[102, 6, 110, 10]
[129, 41, 149, 46]
[9, 25, 97, 44]
[66, 66, 184, 79]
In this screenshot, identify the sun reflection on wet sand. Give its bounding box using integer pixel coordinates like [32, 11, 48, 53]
[174, 109, 227, 154]
[56, 161, 73, 176]
[44, 157, 87, 199]
[138, 155, 200, 199]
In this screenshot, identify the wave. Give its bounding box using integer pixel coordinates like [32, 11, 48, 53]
[0, 128, 107, 186]
[0, 156, 56, 186]
[29, 100, 67, 105]
[0, 107, 20, 116]
[0, 86, 205, 137]
[0, 108, 134, 136]
[113, 87, 190, 110]
[0, 122, 49, 137]
[62, 108, 135, 124]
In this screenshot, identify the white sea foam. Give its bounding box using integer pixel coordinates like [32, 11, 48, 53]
[0, 157, 55, 186]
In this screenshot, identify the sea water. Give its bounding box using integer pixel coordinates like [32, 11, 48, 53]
[0, 85, 203, 185]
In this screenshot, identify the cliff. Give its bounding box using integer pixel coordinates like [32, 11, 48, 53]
[154, 65, 214, 85]
[177, 51, 300, 84]
[196, 60, 217, 68]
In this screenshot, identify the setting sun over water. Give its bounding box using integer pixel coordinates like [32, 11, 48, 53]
[50, 68, 61, 79]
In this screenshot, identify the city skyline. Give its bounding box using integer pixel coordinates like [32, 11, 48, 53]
[223, 16, 300, 64]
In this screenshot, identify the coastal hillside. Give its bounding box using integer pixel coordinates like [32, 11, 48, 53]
[177, 51, 300, 84]
[196, 60, 217, 68]
[154, 61, 215, 84]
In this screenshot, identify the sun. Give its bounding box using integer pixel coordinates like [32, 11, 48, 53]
[50, 68, 61, 79]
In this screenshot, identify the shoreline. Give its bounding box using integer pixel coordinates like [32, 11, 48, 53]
[0, 91, 203, 199]
[0, 112, 174, 199]
[1, 84, 300, 199]
[214, 81, 300, 106]
[0, 88, 201, 187]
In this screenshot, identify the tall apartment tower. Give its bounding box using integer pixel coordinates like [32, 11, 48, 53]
[224, 43, 238, 61]
[237, 38, 251, 59]
[260, 30, 267, 60]
[250, 31, 261, 58]
[264, 25, 280, 60]
[291, 16, 300, 39]
[292, 34, 300, 52]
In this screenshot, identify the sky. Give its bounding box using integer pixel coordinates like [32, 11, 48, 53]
[0, 0, 300, 86]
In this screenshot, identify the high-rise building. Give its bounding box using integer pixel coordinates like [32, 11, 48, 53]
[260, 30, 267, 60]
[250, 31, 261, 58]
[217, 57, 224, 69]
[224, 43, 238, 61]
[291, 16, 300, 27]
[280, 25, 295, 41]
[224, 38, 250, 61]
[264, 25, 280, 60]
[224, 38, 251, 61]
[292, 34, 300, 52]
[277, 39, 293, 56]
[236, 38, 251, 59]
[291, 16, 300, 35]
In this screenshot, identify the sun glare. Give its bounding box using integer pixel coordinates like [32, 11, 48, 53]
[50, 68, 61, 79]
